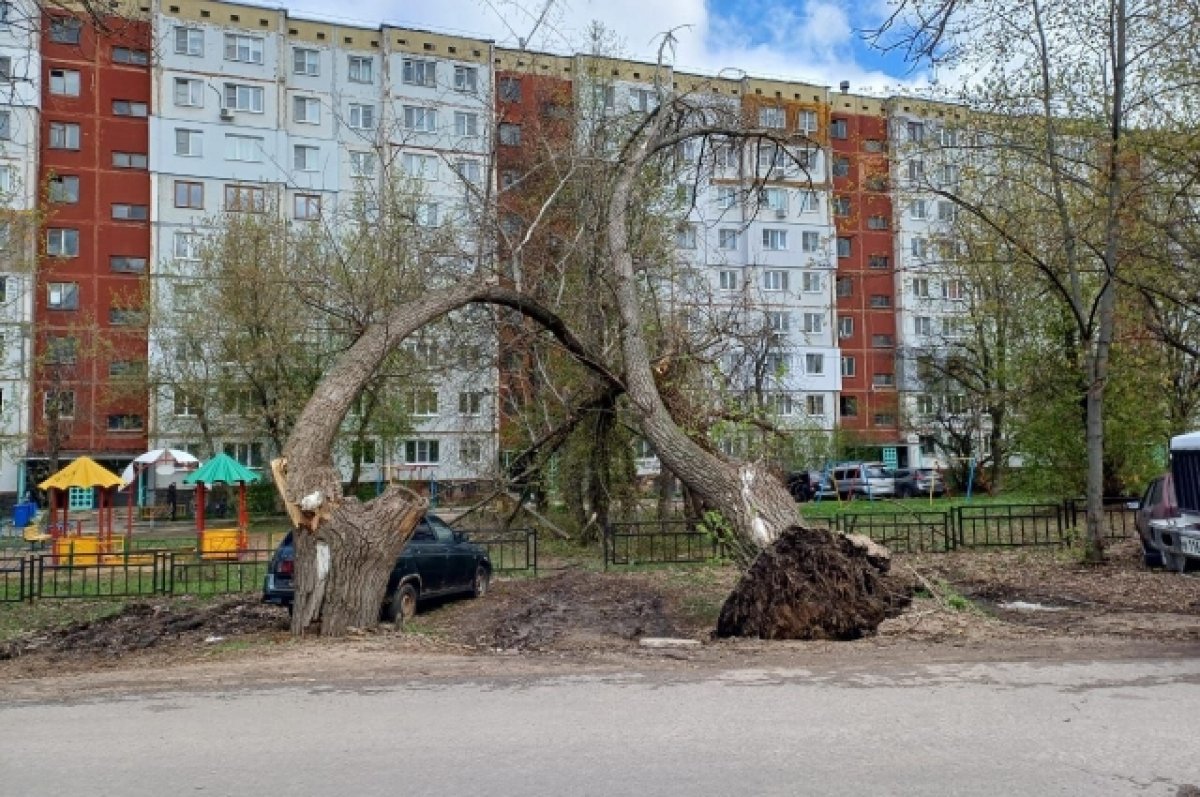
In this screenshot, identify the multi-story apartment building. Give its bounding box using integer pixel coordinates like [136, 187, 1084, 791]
[31, 7, 151, 489]
[829, 92, 904, 463]
[0, 0, 40, 496]
[146, 1, 498, 492]
[0, 0, 999, 502]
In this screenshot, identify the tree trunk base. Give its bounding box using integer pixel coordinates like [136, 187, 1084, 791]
[715, 527, 912, 640]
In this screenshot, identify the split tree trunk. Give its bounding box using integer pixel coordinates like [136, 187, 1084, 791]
[277, 282, 621, 636]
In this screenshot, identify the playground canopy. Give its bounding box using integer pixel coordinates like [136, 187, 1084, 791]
[39, 456, 125, 491]
[184, 453, 261, 487]
[119, 448, 200, 485]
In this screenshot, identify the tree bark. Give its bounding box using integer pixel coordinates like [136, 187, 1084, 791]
[278, 281, 621, 635]
[605, 108, 798, 549]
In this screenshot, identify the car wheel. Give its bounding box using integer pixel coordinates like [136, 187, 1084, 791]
[472, 565, 490, 598]
[387, 582, 419, 627]
[1140, 537, 1164, 568]
[1162, 549, 1188, 574]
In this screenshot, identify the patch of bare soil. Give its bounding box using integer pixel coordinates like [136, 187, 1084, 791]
[0, 597, 289, 663]
[418, 568, 724, 651]
[902, 540, 1200, 641]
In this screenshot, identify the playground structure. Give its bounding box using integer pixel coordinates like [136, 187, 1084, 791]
[378, 464, 437, 505]
[184, 453, 260, 559]
[36, 456, 128, 565]
[120, 447, 200, 539]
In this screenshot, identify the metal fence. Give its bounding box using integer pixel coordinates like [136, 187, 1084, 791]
[834, 512, 954, 553]
[952, 503, 1066, 547]
[1, 549, 273, 603]
[468, 528, 538, 574]
[1065, 497, 1138, 541]
[604, 521, 728, 567]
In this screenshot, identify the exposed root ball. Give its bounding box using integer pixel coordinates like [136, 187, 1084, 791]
[716, 526, 912, 640]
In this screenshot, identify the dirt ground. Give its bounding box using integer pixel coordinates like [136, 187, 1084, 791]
[1, 539, 1197, 693]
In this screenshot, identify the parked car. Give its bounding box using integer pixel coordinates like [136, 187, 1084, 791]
[830, 463, 895, 499]
[1132, 473, 1179, 567]
[262, 513, 492, 623]
[891, 467, 947, 498]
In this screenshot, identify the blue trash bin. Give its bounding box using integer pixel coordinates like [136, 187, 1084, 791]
[13, 501, 35, 529]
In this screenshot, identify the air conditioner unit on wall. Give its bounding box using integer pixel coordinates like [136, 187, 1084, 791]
[774, 208, 787, 219]
[219, 108, 234, 121]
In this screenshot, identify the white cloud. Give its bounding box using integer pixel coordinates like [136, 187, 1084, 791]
[280, 0, 928, 93]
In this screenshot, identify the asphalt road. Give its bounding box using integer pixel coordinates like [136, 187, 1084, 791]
[2, 656, 1198, 796]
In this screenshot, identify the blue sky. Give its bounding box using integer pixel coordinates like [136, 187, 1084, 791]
[282, 0, 928, 93]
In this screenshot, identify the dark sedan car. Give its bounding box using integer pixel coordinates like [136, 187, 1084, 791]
[891, 467, 947, 498]
[262, 513, 492, 624]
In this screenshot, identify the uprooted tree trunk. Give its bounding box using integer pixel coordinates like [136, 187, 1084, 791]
[604, 101, 907, 638]
[277, 282, 622, 636]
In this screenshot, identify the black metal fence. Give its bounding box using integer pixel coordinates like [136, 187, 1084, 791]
[1, 549, 273, 603]
[603, 499, 1140, 564]
[468, 528, 538, 574]
[604, 521, 728, 567]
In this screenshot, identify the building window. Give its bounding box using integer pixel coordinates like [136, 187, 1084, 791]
[106, 414, 143, 432]
[111, 256, 147, 273]
[874, 413, 897, 427]
[293, 47, 318, 75]
[830, 196, 850, 217]
[48, 122, 80, 150]
[350, 439, 377, 466]
[942, 278, 965, 300]
[907, 159, 925, 182]
[805, 394, 825, 415]
[223, 83, 263, 113]
[293, 194, 321, 220]
[941, 164, 960, 186]
[0, 110, 9, 140]
[798, 109, 818, 133]
[174, 233, 200, 260]
[453, 65, 478, 93]
[224, 442, 264, 469]
[911, 199, 928, 219]
[758, 106, 786, 129]
[401, 58, 436, 87]
[762, 229, 788, 251]
[868, 255, 889, 270]
[47, 281, 78, 309]
[916, 394, 935, 416]
[914, 316, 932, 336]
[347, 104, 375, 130]
[402, 105, 438, 132]
[49, 17, 83, 45]
[458, 391, 482, 415]
[174, 181, 203, 209]
[349, 151, 376, 177]
[293, 96, 319, 123]
[869, 294, 891, 308]
[49, 69, 80, 96]
[108, 151, 145, 170]
[498, 123, 521, 146]
[460, 439, 483, 465]
[759, 186, 787, 213]
[718, 229, 738, 250]
[805, 353, 825, 375]
[108, 360, 146, 378]
[907, 121, 925, 142]
[911, 237, 928, 259]
[797, 190, 819, 212]
[404, 439, 440, 464]
[112, 100, 148, 117]
[348, 55, 373, 83]
[401, 152, 438, 180]
[838, 316, 853, 338]
[224, 134, 263, 162]
[801, 271, 821, 293]
[224, 184, 265, 212]
[174, 77, 203, 107]
[675, 224, 697, 249]
[840, 396, 858, 417]
[112, 47, 149, 65]
[453, 111, 478, 137]
[112, 203, 148, 220]
[293, 145, 319, 171]
[46, 336, 77, 364]
[718, 270, 738, 291]
[872, 334, 895, 347]
[841, 356, 855, 377]
[836, 276, 852, 298]
[830, 118, 848, 139]
[224, 34, 264, 64]
[912, 277, 930, 298]
[46, 228, 79, 257]
[175, 27, 203, 56]
[175, 128, 202, 157]
[49, 175, 80, 203]
[767, 311, 790, 333]
[762, 270, 788, 292]
[802, 313, 824, 334]
[499, 76, 521, 102]
[109, 306, 144, 326]
[832, 156, 850, 177]
[798, 231, 820, 252]
[938, 201, 957, 221]
[44, 390, 75, 419]
[837, 237, 852, 257]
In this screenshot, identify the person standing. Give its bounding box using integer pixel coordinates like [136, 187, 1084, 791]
[167, 482, 178, 522]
